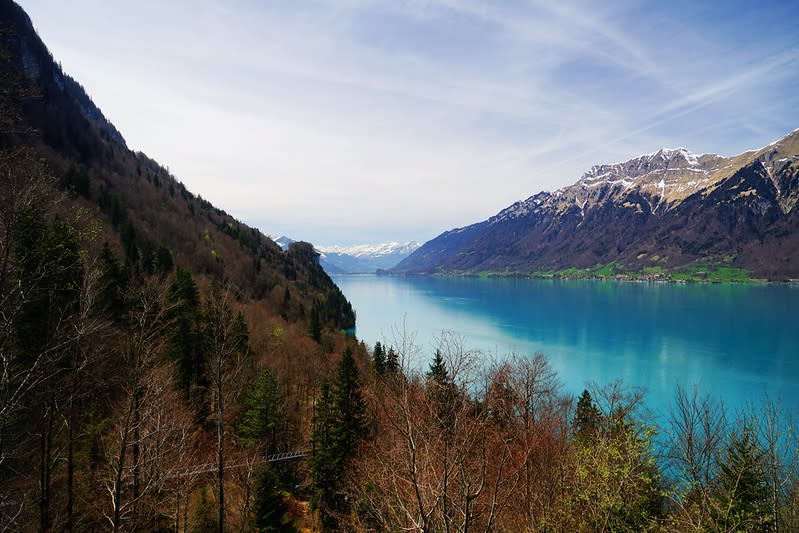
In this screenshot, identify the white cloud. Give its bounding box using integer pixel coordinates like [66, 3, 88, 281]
[18, 0, 799, 245]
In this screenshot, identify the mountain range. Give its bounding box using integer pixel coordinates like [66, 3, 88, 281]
[394, 131, 799, 280]
[274, 236, 419, 274]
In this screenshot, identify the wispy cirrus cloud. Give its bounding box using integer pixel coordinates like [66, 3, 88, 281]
[18, 0, 799, 244]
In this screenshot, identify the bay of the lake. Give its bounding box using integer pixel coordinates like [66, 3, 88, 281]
[334, 274, 799, 416]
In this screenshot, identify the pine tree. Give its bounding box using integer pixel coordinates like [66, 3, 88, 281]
[11, 211, 82, 530]
[230, 311, 250, 355]
[334, 347, 367, 455]
[281, 286, 291, 319]
[250, 466, 297, 532]
[715, 427, 771, 530]
[308, 303, 321, 343]
[425, 350, 457, 427]
[427, 349, 448, 384]
[574, 389, 602, 443]
[372, 342, 386, 376]
[310, 348, 368, 528]
[165, 268, 205, 405]
[14, 210, 82, 358]
[97, 242, 127, 322]
[238, 369, 286, 456]
[385, 347, 399, 375]
[310, 381, 341, 528]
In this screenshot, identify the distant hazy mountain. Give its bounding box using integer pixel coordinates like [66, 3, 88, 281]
[273, 236, 419, 273]
[318, 242, 420, 273]
[394, 130, 799, 280]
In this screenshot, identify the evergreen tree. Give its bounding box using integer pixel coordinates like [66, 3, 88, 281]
[372, 342, 386, 376]
[310, 348, 368, 528]
[310, 381, 341, 528]
[714, 427, 771, 530]
[165, 268, 205, 407]
[238, 369, 286, 456]
[120, 220, 139, 267]
[14, 210, 82, 358]
[308, 303, 321, 343]
[426, 349, 448, 384]
[250, 466, 297, 532]
[425, 350, 457, 426]
[62, 166, 90, 198]
[11, 211, 82, 530]
[97, 242, 128, 322]
[574, 389, 602, 443]
[229, 311, 250, 356]
[154, 245, 173, 274]
[281, 286, 291, 319]
[385, 347, 399, 375]
[334, 347, 367, 455]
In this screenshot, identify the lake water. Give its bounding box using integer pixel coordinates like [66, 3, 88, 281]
[334, 274, 799, 416]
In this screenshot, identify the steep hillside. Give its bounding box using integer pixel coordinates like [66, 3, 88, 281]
[395, 130, 799, 280]
[0, 3, 362, 530]
[0, 0, 354, 328]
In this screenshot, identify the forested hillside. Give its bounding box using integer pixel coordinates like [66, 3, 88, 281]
[0, 1, 361, 530]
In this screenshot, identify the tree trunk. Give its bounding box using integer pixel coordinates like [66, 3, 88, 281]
[217, 357, 225, 533]
[132, 390, 140, 533]
[39, 403, 54, 533]
[67, 399, 74, 533]
[112, 387, 136, 533]
[443, 432, 450, 533]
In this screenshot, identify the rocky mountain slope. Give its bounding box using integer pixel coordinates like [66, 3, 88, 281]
[394, 131, 799, 280]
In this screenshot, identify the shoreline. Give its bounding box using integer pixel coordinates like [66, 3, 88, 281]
[377, 269, 799, 284]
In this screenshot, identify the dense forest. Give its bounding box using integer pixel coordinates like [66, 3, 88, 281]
[1, 1, 798, 531]
[0, 0, 361, 530]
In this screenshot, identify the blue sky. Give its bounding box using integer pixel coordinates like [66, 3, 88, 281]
[19, 0, 799, 245]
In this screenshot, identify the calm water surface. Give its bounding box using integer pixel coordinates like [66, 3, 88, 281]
[334, 275, 799, 415]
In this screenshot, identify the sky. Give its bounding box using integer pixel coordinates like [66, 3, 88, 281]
[18, 0, 799, 246]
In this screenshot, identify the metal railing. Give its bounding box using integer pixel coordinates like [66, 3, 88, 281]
[170, 450, 310, 478]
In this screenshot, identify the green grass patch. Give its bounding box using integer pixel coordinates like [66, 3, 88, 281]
[592, 262, 621, 277]
[668, 263, 751, 283]
[559, 267, 591, 278]
[505, 261, 752, 283]
[706, 267, 750, 282]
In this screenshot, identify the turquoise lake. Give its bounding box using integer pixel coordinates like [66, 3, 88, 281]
[334, 274, 799, 416]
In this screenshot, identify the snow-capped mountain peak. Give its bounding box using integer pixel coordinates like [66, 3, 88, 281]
[273, 235, 295, 250]
[317, 241, 420, 258]
[491, 146, 729, 225]
[270, 236, 420, 273]
[578, 147, 717, 186]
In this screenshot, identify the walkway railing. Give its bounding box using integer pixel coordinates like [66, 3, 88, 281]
[170, 450, 310, 478]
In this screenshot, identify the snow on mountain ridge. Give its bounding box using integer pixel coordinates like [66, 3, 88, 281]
[492, 147, 730, 224]
[318, 241, 420, 258]
[577, 147, 715, 186]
